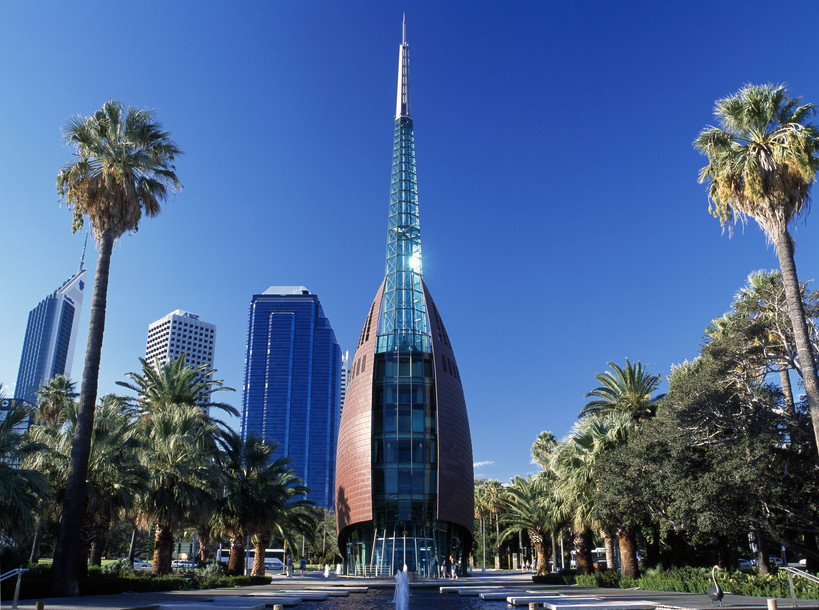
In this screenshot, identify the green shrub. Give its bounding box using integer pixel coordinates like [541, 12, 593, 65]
[2, 565, 272, 601]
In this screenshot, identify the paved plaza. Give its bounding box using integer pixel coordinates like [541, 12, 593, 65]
[2, 571, 819, 610]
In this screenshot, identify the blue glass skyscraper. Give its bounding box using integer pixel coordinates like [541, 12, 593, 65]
[241, 286, 342, 509]
[15, 261, 87, 406]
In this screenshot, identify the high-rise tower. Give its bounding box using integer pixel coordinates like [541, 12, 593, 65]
[335, 20, 474, 576]
[15, 253, 88, 406]
[145, 310, 217, 408]
[241, 286, 342, 510]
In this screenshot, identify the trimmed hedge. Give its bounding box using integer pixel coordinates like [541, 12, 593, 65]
[532, 566, 819, 600]
[0, 564, 272, 601]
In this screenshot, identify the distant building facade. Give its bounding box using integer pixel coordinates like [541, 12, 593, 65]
[340, 350, 351, 415]
[241, 286, 342, 509]
[145, 310, 216, 407]
[15, 267, 87, 406]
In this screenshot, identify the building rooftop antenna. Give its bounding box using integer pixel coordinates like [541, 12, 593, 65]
[79, 233, 88, 272]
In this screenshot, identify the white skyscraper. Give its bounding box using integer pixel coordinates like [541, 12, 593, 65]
[145, 310, 216, 406]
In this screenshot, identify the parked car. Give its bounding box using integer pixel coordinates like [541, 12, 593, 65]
[751, 556, 784, 567]
[265, 558, 284, 570]
[171, 560, 194, 569]
[128, 558, 152, 569]
[737, 558, 753, 568]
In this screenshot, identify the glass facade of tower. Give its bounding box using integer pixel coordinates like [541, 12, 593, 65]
[16, 269, 86, 406]
[335, 25, 473, 577]
[377, 115, 429, 354]
[241, 288, 342, 509]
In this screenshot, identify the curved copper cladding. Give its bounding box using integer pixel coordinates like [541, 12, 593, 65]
[335, 282, 384, 532]
[335, 279, 474, 538]
[424, 283, 474, 534]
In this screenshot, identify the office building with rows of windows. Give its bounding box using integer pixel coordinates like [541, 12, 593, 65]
[15, 265, 87, 406]
[240, 286, 342, 510]
[145, 310, 216, 406]
[335, 21, 474, 577]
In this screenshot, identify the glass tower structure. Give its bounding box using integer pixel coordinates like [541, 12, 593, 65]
[15, 265, 87, 406]
[241, 286, 342, 509]
[336, 21, 474, 577]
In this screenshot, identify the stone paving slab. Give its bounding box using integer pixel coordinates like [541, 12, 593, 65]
[542, 601, 657, 610]
[157, 602, 267, 610]
[508, 595, 603, 607]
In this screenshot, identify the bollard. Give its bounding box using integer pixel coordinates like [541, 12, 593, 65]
[767, 599, 777, 610]
[36, 602, 45, 610]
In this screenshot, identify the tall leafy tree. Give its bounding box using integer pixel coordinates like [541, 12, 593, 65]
[117, 354, 237, 418]
[551, 413, 638, 576]
[499, 475, 557, 576]
[0, 391, 46, 534]
[138, 404, 223, 575]
[531, 431, 557, 470]
[214, 431, 313, 576]
[53, 100, 181, 595]
[36, 375, 77, 427]
[28, 395, 144, 569]
[580, 359, 662, 421]
[695, 83, 819, 455]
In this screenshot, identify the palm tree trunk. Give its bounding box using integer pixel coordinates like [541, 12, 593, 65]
[617, 527, 639, 578]
[89, 513, 111, 567]
[574, 528, 594, 574]
[755, 529, 771, 576]
[52, 230, 114, 595]
[29, 516, 44, 564]
[602, 529, 616, 571]
[805, 533, 819, 572]
[774, 229, 819, 454]
[780, 368, 795, 416]
[532, 532, 550, 576]
[227, 535, 246, 576]
[494, 512, 501, 569]
[252, 531, 271, 576]
[197, 527, 211, 563]
[152, 521, 175, 575]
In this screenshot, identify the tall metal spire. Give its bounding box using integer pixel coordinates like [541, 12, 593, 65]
[79, 233, 88, 272]
[395, 14, 411, 120]
[377, 17, 429, 353]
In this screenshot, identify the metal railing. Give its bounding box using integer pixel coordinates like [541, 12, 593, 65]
[0, 566, 30, 609]
[781, 566, 819, 607]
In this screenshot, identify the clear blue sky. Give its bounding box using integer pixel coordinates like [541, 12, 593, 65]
[3, 1, 819, 484]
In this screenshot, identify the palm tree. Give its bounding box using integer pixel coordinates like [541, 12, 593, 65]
[36, 375, 77, 427]
[499, 475, 558, 576]
[28, 395, 144, 570]
[731, 269, 819, 414]
[0, 393, 47, 534]
[214, 431, 313, 576]
[531, 431, 557, 470]
[550, 413, 638, 576]
[473, 480, 492, 569]
[580, 359, 662, 421]
[695, 83, 819, 455]
[137, 404, 223, 575]
[53, 99, 181, 595]
[483, 480, 505, 569]
[117, 355, 237, 418]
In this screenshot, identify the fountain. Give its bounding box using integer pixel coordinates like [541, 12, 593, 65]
[324, 564, 330, 578]
[392, 564, 410, 610]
